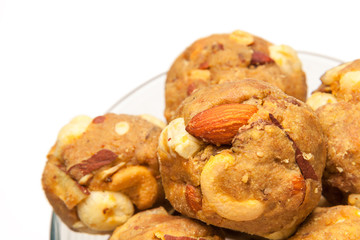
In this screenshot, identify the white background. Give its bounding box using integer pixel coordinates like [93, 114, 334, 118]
[0, 1, 359, 239]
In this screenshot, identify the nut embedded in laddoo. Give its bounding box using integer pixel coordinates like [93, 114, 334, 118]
[308, 59, 360, 106]
[306, 59, 360, 207]
[312, 101, 360, 206]
[42, 113, 165, 234]
[158, 79, 326, 239]
[164, 30, 307, 122]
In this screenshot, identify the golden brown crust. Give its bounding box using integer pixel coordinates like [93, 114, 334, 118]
[288, 206, 360, 240]
[164, 31, 307, 122]
[159, 80, 325, 238]
[109, 207, 224, 240]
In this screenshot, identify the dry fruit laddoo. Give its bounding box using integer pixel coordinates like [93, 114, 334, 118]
[165, 30, 307, 122]
[306, 59, 360, 207]
[42, 113, 165, 234]
[158, 79, 326, 239]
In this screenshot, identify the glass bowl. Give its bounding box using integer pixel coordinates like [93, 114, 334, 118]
[50, 51, 343, 240]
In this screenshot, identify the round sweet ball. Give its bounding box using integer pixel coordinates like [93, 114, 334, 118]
[288, 205, 360, 240]
[42, 113, 165, 234]
[306, 60, 360, 208]
[109, 207, 224, 240]
[314, 102, 360, 207]
[158, 80, 326, 239]
[165, 30, 307, 122]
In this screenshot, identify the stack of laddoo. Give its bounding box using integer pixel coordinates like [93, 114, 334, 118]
[42, 30, 360, 240]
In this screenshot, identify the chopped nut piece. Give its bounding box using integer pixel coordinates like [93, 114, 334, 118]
[97, 162, 126, 181]
[336, 167, 344, 173]
[78, 173, 94, 185]
[241, 173, 249, 183]
[250, 51, 275, 66]
[348, 194, 360, 208]
[302, 152, 313, 161]
[93, 115, 106, 124]
[335, 218, 346, 224]
[67, 149, 118, 180]
[282, 159, 290, 164]
[54, 115, 92, 158]
[321, 62, 351, 85]
[159, 118, 203, 159]
[256, 151, 264, 158]
[42, 159, 89, 209]
[185, 184, 202, 213]
[269, 45, 302, 75]
[229, 30, 254, 45]
[188, 69, 211, 81]
[339, 71, 360, 92]
[115, 121, 130, 135]
[291, 174, 306, 197]
[306, 92, 337, 110]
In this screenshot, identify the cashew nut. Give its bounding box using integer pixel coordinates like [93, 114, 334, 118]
[229, 30, 254, 45]
[348, 194, 360, 208]
[201, 152, 265, 221]
[188, 69, 211, 81]
[339, 71, 360, 93]
[158, 118, 202, 159]
[321, 62, 351, 85]
[54, 115, 92, 159]
[306, 92, 337, 110]
[77, 191, 134, 231]
[100, 165, 158, 210]
[115, 121, 130, 135]
[269, 45, 302, 75]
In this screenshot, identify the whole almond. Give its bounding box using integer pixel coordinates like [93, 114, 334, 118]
[185, 103, 258, 145]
